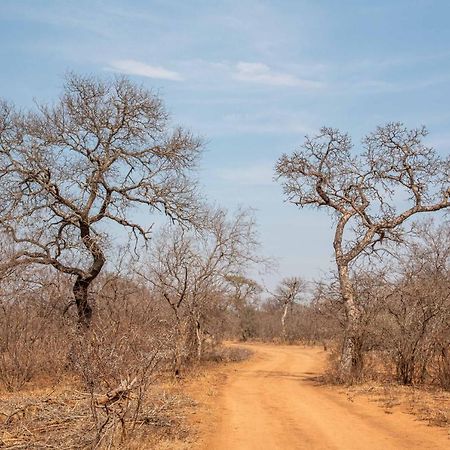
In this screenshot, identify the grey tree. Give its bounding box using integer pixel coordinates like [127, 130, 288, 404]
[272, 277, 305, 342]
[276, 123, 449, 379]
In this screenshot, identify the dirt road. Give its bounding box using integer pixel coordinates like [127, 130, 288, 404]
[200, 343, 449, 450]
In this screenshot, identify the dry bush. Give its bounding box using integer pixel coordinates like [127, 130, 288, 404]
[141, 209, 261, 373]
[0, 269, 200, 448]
[0, 273, 72, 391]
[382, 277, 448, 385]
[316, 220, 450, 388]
[434, 334, 450, 389]
[378, 222, 450, 386]
[229, 295, 338, 347]
[201, 345, 253, 364]
[0, 387, 195, 449]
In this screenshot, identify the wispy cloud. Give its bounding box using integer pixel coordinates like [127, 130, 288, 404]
[106, 59, 183, 81]
[344, 51, 450, 72]
[341, 74, 450, 95]
[232, 62, 322, 88]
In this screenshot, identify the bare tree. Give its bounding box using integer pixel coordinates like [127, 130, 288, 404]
[276, 123, 449, 379]
[226, 274, 262, 341]
[141, 208, 260, 373]
[272, 277, 305, 342]
[0, 74, 202, 327]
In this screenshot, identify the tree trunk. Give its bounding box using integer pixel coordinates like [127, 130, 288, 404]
[195, 319, 202, 361]
[174, 330, 183, 377]
[73, 277, 93, 328]
[281, 303, 289, 342]
[337, 263, 362, 380]
[72, 221, 106, 328]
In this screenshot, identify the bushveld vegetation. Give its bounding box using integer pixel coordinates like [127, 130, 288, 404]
[0, 74, 449, 448]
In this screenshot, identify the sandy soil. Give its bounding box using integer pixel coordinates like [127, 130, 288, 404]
[197, 343, 449, 450]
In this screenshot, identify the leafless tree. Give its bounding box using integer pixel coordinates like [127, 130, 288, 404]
[226, 274, 262, 341]
[276, 123, 449, 379]
[272, 277, 305, 342]
[0, 74, 202, 327]
[140, 208, 260, 373]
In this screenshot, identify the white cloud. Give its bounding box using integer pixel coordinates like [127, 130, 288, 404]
[106, 59, 183, 81]
[232, 62, 322, 88]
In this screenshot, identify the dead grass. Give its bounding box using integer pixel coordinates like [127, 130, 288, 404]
[201, 345, 253, 364]
[0, 383, 196, 449]
[344, 381, 450, 430]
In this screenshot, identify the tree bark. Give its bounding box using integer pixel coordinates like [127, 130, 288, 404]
[73, 278, 93, 328]
[281, 303, 289, 342]
[73, 221, 106, 328]
[337, 263, 361, 379]
[195, 319, 202, 361]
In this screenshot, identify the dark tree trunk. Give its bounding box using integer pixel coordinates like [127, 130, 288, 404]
[73, 277, 93, 328]
[72, 221, 106, 328]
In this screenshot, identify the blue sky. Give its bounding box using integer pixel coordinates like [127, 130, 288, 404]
[1, 0, 449, 286]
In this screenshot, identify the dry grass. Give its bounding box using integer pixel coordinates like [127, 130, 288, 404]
[0, 383, 196, 449]
[344, 381, 450, 430]
[201, 345, 253, 364]
[323, 346, 450, 432]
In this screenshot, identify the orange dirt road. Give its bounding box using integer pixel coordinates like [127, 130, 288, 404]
[200, 343, 449, 450]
